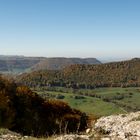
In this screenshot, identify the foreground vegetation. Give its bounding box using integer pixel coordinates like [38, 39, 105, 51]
[0, 76, 89, 137]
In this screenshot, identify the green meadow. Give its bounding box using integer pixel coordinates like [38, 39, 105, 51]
[35, 87, 140, 117]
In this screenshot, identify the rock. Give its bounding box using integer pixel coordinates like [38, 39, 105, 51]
[101, 138, 111, 140]
[94, 111, 140, 139]
[86, 129, 91, 134]
[0, 129, 30, 140]
[54, 134, 90, 140]
[0, 134, 20, 140]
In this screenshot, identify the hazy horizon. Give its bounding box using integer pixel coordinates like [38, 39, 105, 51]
[0, 0, 139, 59]
[0, 54, 138, 63]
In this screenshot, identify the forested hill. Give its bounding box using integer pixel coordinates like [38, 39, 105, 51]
[16, 58, 140, 88]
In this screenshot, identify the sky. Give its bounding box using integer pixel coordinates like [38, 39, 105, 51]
[0, 0, 140, 61]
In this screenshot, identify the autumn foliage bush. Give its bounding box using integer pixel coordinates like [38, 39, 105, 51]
[0, 76, 89, 136]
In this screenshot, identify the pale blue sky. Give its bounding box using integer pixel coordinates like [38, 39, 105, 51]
[0, 0, 140, 60]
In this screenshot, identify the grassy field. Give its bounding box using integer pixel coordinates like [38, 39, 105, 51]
[34, 87, 140, 117]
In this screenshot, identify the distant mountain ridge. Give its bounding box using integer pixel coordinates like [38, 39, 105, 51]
[31, 57, 101, 71]
[0, 55, 101, 73]
[0, 56, 44, 73]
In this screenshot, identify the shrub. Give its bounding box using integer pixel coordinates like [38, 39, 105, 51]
[56, 94, 65, 99]
[74, 95, 85, 99]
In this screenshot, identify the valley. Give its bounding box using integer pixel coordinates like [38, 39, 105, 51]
[13, 57, 140, 116]
[0, 57, 140, 139]
[35, 87, 140, 116]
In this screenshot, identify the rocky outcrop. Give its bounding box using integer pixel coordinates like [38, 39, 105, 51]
[94, 111, 140, 140]
[55, 112, 140, 140]
[0, 129, 28, 140]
